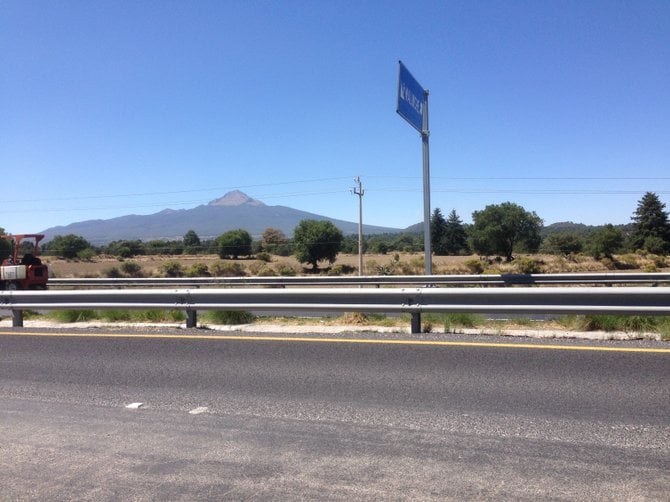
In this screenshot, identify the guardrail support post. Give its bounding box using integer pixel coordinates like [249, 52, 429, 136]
[186, 310, 197, 328]
[12, 310, 24, 328]
[411, 313, 421, 334]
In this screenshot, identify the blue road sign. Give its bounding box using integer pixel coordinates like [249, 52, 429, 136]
[397, 61, 425, 133]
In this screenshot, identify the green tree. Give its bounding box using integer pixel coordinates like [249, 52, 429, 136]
[105, 240, 145, 257]
[217, 229, 252, 259]
[443, 209, 469, 255]
[293, 219, 343, 270]
[587, 224, 624, 259]
[430, 208, 448, 255]
[44, 234, 92, 259]
[470, 202, 543, 261]
[630, 192, 670, 253]
[542, 232, 583, 256]
[183, 230, 201, 253]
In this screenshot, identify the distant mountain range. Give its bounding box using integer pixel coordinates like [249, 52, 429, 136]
[40, 191, 403, 245]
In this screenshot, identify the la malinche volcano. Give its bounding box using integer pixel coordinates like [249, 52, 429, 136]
[40, 191, 401, 244]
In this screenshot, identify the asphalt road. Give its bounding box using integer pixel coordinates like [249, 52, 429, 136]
[1, 329, 669, 500]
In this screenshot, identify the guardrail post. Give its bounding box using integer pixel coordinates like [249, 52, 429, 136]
[186, 310, 197, 328]
[411, 313, 421, 334]
[12, 310, 24, 328]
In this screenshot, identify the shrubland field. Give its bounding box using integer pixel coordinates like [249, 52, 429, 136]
[45, 251, 669, 279]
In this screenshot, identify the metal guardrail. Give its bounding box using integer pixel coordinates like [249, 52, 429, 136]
[47, 272, 670, 288]
[3, 287, 670, 330]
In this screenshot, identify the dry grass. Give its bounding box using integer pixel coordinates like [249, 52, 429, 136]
[43, 251, 669, 278]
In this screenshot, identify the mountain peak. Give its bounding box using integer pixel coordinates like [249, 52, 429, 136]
[208, 190, 265, 207]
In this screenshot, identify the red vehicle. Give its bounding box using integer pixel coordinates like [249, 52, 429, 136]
[0, 234, 49, 290]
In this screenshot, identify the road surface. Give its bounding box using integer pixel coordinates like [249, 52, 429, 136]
[1, 329, 669, 500]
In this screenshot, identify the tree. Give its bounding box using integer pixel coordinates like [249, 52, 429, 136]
[217, 229, 252, 259]
[293, 219, 343, 270]
[587, 224, 624, 259]
[44, 234, 92, 259]
[430, 208, 448, 255]
[183, 230, 201, 253]
[630, 192, 670, 253]
[104, 240, 145, 257]
[542, 232, 583, 256]
[470, 202, 543, 261]
[443, 209, 469, 255]
[261, 227, 287, 253]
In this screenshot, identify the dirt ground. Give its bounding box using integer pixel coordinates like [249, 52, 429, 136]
[44, 252, 669, 278]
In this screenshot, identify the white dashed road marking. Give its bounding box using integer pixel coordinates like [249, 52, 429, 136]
[189, 406, 209, 415]
[125, 402, 144, 409]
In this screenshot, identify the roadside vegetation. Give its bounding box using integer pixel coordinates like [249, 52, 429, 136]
[5, 310, 666, 340]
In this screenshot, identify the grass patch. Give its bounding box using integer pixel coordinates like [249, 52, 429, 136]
[100, 310, 133, 322]
[204, 310, 256, 325]
[131, 310, 186, 323]
[442, 313, 484, 330]
[49, 310, 97, 323]
[557, 315, 662, 333]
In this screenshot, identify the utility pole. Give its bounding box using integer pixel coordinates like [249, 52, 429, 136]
[351, 176, 364, 276]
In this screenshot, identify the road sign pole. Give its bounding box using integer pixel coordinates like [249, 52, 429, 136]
[421, 90, 432, 275]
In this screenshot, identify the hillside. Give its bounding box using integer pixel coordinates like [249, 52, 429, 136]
[40, 191, 401, 245]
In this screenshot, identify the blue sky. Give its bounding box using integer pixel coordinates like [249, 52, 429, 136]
[2, 0, 669, 236]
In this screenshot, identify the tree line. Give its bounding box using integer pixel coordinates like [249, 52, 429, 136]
[18, 191, 670, 270]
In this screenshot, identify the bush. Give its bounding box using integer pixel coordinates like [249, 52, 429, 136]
[514, 256, 543, 274]
[210, 261, 246, 277]
[464, 258, 485, 274]
[186, 263, 210, 277]
[161, 261, 184, 277]
[276, 265, 297, 276]
[77, 248, 96, 261]
[327, 264, 357, 276]
[104, 266, 123, 278]
[256, 252, 272, 263]
[121, 261, 143, 277]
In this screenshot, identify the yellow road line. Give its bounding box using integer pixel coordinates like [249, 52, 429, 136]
[1, 330, 669, 353]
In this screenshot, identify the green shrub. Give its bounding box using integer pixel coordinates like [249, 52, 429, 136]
[327, 264, 357, 276]
[514, 256, 543, 274]
[161, 261, 184, 277]
[77, 248, 96, 261]
[210, 261, 246, 277]
[121, 261, 143, 277]
[276, 265, 297, 276]
[186, 263, 210, 277]
[104, 266, 123, 278]
[256, 265, 278, 277]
